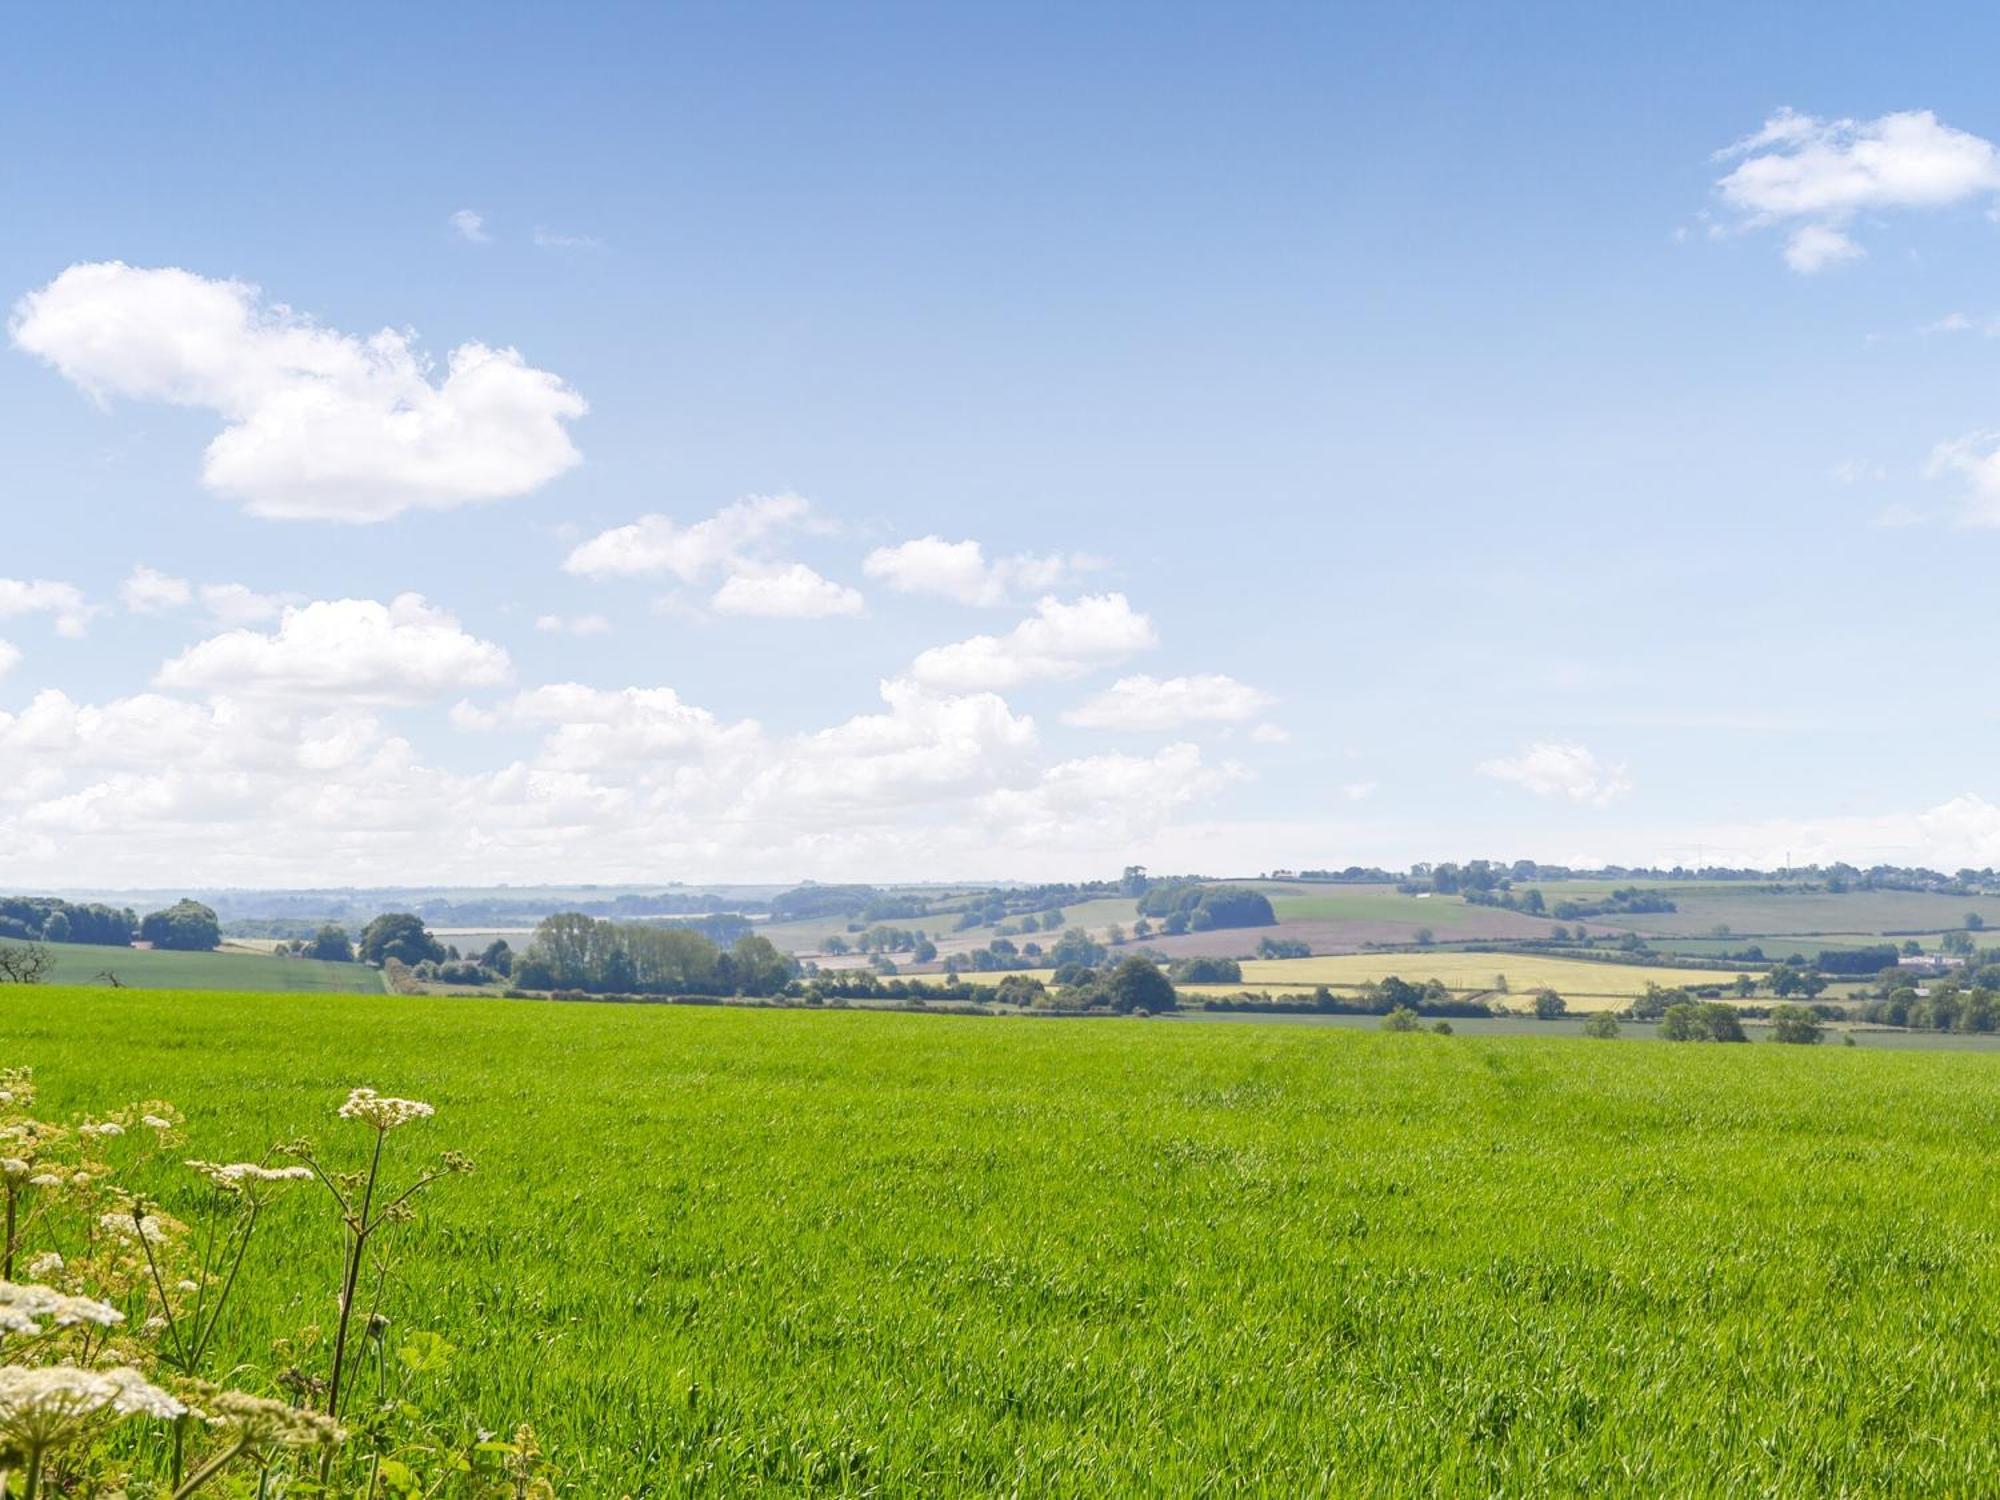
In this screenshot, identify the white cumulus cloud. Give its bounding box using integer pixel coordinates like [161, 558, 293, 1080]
[564, 494, 812, 581]
[1715, 108, 2000, 271]
[1477, 741, 1630, 808]
[862, 535, 1095, 606]
[911, 593, 1156, 692]
[711, 564, 864, 619]
[156, 594, 511, 704]
[0, 579, 95, 638]
[120, 565, 191, 614]
[119, 568, 295, 625]
[1062, 673, 1273, 731]
[449, 209, 490, 243]
[534, 613, 612, 637]
[10, 262, 586, 521]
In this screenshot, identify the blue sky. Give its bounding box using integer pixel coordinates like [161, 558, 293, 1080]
[5, 1, 2000, 885]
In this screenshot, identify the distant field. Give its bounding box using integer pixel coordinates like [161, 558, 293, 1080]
[14, 991, 2000, 1492]
[972, 952, 1738, 1001]
[1483, 879, 2000, 934]
[1602, 888, 2000, 937]
[1249, 881, 1532, 929]
[37, 940, 383, 993]
[1217, 953, 1741, 999]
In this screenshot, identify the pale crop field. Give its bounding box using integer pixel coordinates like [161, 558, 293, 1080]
[14, 989, 2000, 1495]
[971, 952, 1745, 1000]
[1225, 952, 1745, 997]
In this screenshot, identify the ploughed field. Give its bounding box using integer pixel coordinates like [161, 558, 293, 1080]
[16, 988, 2000, 1494]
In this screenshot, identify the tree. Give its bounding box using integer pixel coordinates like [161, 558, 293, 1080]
[601, 948, 637, 992]
[1661, 1000, 1747, 1042]
[306, 925, 355, 962]
[480, 939, 514, 976]
[1701, 1003, 1748, 1042]
[1049, 928, 1107, 970]
[1969, 913, 1987, 932]
[1105, 923, 1128, 947]
[1413, 927, 1435, 947]
[0, 942, 53, 984]
[1628, 984, 1683, 1021]
[1431, 1020, 1454, 1035]
[913, 937, 938, 963]
[728, 934, 798, 996]
[1659, 1001, 1706, 1041]
[357, 913, 445, 967]
[139, 900, 221, 952]
[1582, 1013, 1620, 1039]
[1532, 988, 1567, 1020]
[1174, 956, 1242, 984]
[992, 974, 1047, 1007]
[1104, 956, 1176, 1014]
[1381, 1005, 1421, 1032]
[40, 911, 69, 944]
[823, 935, 849, 955]
[1769, 1004, 1824, 1044]
[1732, 973, 1756, 999]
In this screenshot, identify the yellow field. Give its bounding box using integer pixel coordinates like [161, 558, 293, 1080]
[971, 953, 1747, 1000]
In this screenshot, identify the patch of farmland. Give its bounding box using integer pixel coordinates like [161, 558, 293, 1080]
[1220, 952, 1741, 996]
[35, 940, 384, 993]
[16, 991, 2000, 1492]
[1603, 888, 2000, 937]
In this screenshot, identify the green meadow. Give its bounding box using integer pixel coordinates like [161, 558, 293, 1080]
[12, 988, 2000, 1494]
[38, 941, 385, 993]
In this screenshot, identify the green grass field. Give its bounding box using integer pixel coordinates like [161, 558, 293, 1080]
[38, 940, 385, 992]
[15, 989, 2000, 1493]
[1247, 881, 1521, 928]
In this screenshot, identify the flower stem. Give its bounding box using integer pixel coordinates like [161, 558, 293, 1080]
[170, 1438, 247, 1498]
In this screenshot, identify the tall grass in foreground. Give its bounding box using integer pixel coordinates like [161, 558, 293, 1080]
[0, 1062, 548, 1496]
[8, 987, 2000, 1494]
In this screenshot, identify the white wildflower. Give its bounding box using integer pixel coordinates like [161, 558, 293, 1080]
[176, 1279, 199, 1294]
[185, 1160, 314, 1193]
[337, 1088, 435, 1132]
[78, 1121, 124, 1140]
[0, 1282, 123, 1335]
[141, 1115, 174, 1131]
[200, 1388, 343, 1450]
[0, 1159, 29, 1180]
[97, 1212, 169, 1245]
[28, 1175, 61, 1188]
[23, 1253, 61, 1280]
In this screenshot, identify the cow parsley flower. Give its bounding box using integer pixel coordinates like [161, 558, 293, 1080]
[337, 1088, 435, 1131]
[97, 1211, 170, 1245]
[0, 1364, 181, 1459]
[0, 1282, 123, 1335]
[199, 1388, 343, 1451]
[22, 1253, 61, 1280]
[185, 1160, 315, 1193]
[0, 1158, 29, 1180]
[77, 1121, 124, 1140]
[0, 1070, 35, 1109]
[0, 1280, 123, 1336]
